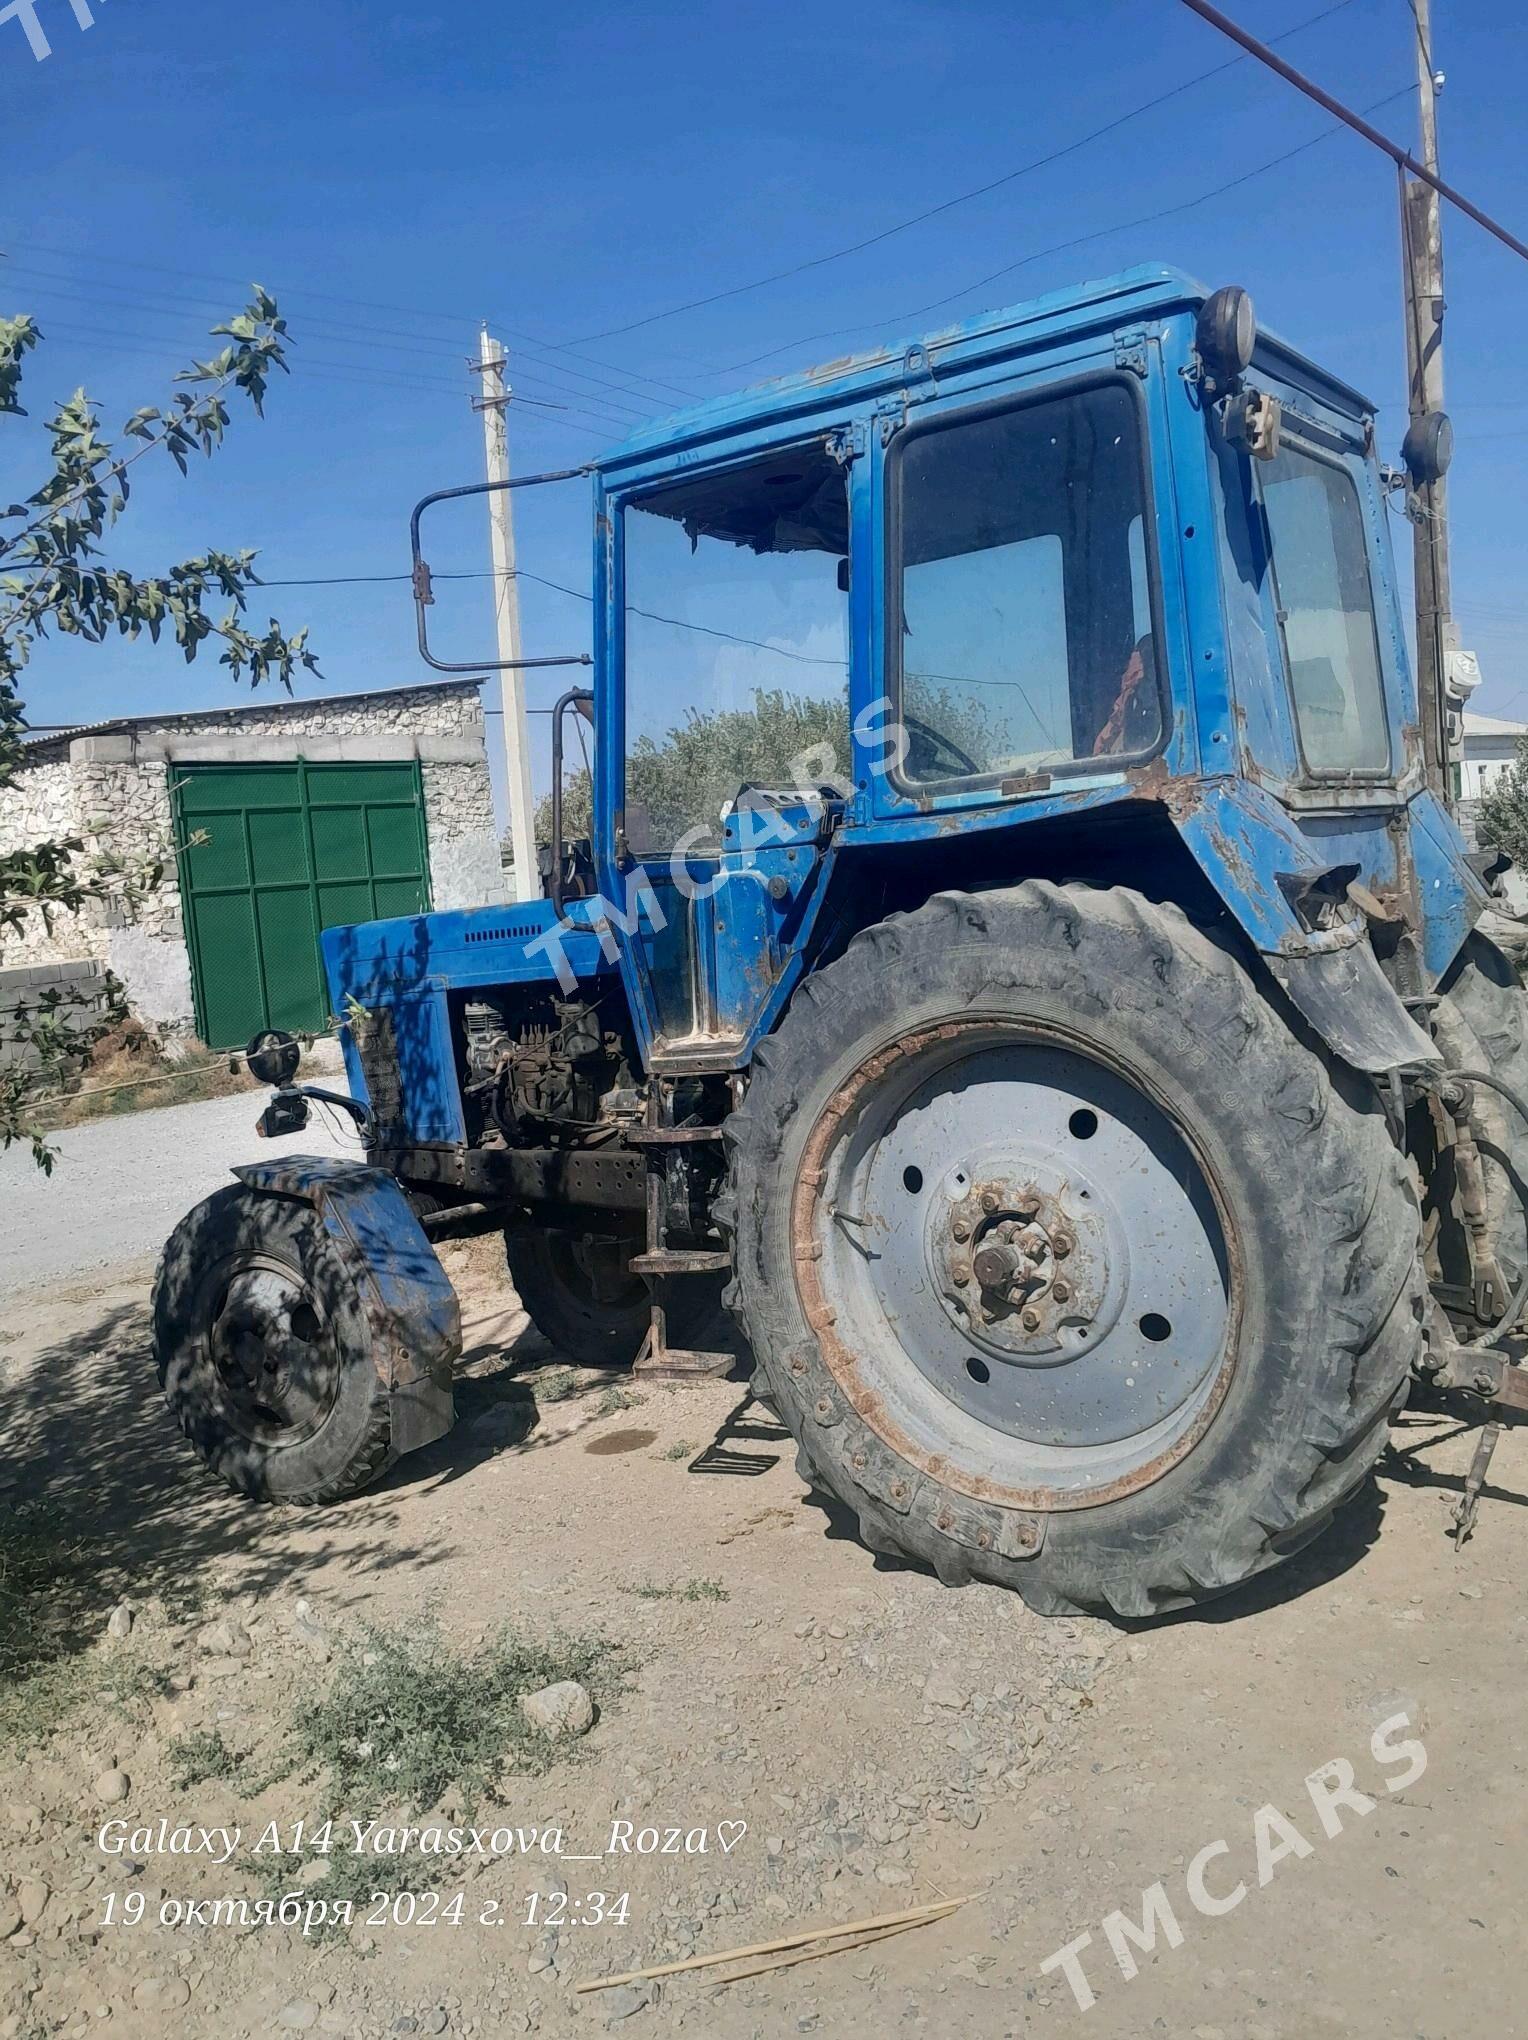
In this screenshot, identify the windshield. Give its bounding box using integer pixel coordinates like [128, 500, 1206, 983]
[891, 381, 1159, 785]
[621, 443, 850, 857]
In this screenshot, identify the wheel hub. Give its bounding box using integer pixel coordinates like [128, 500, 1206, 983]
[933, 1165, 1120, 1362]
[207, 1261, 338, 1444]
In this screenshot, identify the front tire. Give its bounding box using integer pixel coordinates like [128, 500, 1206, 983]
[725, 883, 1422, 1618]
[153, 1185, 393, 1503]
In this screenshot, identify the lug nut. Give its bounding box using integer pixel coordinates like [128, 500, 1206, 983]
[952, 1262, 970, 1285]
[952, 1218, 970, 1241]
[1052, 1279, 1071, 1303]
[1021, 1308, 1041, 1331]
[980, 1189, 1000, 1214]
[1052, 1233, 1073, 1258]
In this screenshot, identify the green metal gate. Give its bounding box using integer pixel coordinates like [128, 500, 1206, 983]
[175, 760, 432, 1047]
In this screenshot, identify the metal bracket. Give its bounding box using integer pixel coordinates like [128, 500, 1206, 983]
[826, 422, 867, 465]
[1114, 329, 1149, 379]
[875, 396, 907, 446]
[1221, 386, 1283, 462]
[901, 342, 939, 395]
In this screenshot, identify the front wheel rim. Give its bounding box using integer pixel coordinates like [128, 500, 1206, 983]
[199, 1254, 342, 1447]
[793, 1019, 1239, 1511]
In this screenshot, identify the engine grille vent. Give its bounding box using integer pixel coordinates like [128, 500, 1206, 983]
[463, 923, 542, 945]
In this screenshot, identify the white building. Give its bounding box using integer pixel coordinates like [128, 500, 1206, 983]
[1459, 710, 1526, 800]
[0, 680, 504, 1058]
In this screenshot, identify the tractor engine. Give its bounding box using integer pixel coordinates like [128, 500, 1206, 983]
[461, 994, 638, 1146]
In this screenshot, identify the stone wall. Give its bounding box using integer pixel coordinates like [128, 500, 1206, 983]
[423, 759, 505, 911]
[0, 681, 502, 1037]
[0, 743, 103, 968]
[0, 959, 112, 1076]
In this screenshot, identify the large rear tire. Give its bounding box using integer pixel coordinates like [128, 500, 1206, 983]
[723, 883, 1423, 1618]
[153, 1185, 393, 1503]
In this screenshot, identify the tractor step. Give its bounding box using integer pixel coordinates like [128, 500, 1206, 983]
[630, 1248, 731, 1275]
[625, 1123, 727, 1147]
[633, 1335, 734, 1379]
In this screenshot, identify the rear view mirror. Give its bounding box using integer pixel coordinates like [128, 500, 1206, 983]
[408, 467, 596, 675]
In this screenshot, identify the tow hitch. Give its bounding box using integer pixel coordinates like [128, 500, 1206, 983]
[1436, 1344, 1528, 1546]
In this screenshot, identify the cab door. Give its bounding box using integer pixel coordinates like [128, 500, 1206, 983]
[597, 428, 864, 1068]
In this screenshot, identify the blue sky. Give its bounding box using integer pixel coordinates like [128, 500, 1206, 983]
[5, 0, 1528, 817]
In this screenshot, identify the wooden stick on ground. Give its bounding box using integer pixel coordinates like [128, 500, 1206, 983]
[575, 1895, 967, 1994]
[706, 1911, 937, 1989]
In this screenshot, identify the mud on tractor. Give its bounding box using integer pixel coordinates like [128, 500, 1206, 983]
[155, 266, 1528, 1618]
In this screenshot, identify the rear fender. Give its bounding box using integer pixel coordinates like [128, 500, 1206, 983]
[1167, 777, 1440, 1074]
[232, 1156, 459, 1456]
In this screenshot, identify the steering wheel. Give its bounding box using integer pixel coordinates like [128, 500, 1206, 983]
[902, 711, 981, 782]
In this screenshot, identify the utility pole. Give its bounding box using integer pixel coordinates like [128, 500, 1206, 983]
[474, 328, 539, 903]
[1402, 0, 1455, 801]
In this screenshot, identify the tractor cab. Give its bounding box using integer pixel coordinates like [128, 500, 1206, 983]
[411, 264, 1474, 1080]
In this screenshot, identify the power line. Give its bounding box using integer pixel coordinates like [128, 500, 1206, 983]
[2, 263, 663, 400]
[1, 245, 700, 404]
[0, 0, 1363, 397]
[1180, 0, 1528, 262]
[714, 82, 1416, 377]
[563, 0, 1363, 346]
[23, 298, 640, 423]
[5, 272, 652, 421]
[22, 318, 630, 436]
[29, 315, 465, 395]
[251, 562, 854, 672]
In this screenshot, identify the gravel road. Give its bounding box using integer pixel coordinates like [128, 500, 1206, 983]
[0, 1088, 360, 1298]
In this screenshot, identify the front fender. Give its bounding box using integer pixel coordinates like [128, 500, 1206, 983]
[233, 1156, 458, 1455]
[1168, 777, 1438, 1074]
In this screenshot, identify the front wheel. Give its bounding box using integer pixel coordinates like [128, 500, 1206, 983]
[153, 1185, 393, 1503]
[724, 883, 1423, 1618]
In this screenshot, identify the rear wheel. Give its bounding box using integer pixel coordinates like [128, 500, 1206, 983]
[153, 1186, 393, 1503]
[724, 883, 1423, 1618]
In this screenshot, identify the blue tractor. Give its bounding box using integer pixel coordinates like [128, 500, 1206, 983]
[154, 266, 1528, 1617]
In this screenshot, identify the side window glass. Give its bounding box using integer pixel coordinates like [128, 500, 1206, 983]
[1260, 445, 1389, 775]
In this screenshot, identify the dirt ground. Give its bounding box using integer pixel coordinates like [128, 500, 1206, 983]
[1, 1230, 1524, 2040]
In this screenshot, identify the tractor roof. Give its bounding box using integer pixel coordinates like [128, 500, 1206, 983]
[595, 263, 1374, 475]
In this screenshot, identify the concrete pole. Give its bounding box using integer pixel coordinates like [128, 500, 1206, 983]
[477, 328, 539, 901]
[1403, 0, 1455, 801]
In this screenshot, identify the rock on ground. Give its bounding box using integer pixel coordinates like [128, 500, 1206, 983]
[518, 1680, 594, 1738]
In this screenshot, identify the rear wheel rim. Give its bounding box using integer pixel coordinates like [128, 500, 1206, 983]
[796, 1019, 1237, 1509]
[200, 1255, 342, 1447]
